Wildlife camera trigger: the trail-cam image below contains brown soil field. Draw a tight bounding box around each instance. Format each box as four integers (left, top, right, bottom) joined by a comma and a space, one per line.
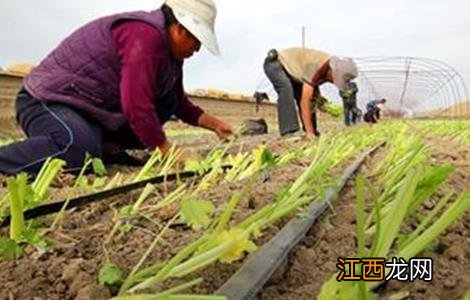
259, 135, 470, 300
0, 130, 467, 300
0, 73, 468, 300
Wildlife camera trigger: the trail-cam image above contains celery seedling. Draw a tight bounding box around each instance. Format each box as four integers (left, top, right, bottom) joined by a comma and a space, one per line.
7, 173, 29, 242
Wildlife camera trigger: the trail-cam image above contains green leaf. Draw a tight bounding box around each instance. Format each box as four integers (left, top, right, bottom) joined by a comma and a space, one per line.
0, 237, 22, 260
23, 185, 36, 209
132, 149, 162, 183
181, 199, 215, 230
372, 167, 421, 257
213, 185, 251, 232
399, 192, 470, 260
7, 174, 27, 242
463, 289, 470, 300
77, 176, 90, 189
356, 177, 366, 258
104, 172, 124, 190
140, 278, 204, 299
184, 160, 206, 174
119, 205, 134, 217
209, 229, 257, 264
99, 263, 123, 286
92, 177, 107, 190
118, 223, 133, 235
259, 148, 276, 167
322, 214, 334, 231
92, 158, 107, 176
31, 158, 65, 205
22, 228, 54, 250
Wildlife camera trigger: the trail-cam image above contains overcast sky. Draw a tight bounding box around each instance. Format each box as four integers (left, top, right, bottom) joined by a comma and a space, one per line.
1, 0, 469, 104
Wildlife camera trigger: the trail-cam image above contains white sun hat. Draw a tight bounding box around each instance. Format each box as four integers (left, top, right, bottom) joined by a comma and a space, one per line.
329, 56, 358, 91
165, 0, 220, 55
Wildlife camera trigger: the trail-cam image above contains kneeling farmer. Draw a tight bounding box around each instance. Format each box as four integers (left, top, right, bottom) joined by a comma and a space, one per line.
364, 98, 387, 123
0, 0, 232, 175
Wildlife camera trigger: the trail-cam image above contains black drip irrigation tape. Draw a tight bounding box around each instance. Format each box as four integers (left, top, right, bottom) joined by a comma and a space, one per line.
216, 142, 385, 300
0, 165, 233, 228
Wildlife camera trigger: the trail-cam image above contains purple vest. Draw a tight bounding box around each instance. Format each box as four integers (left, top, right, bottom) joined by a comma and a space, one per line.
24, 10, 181, 130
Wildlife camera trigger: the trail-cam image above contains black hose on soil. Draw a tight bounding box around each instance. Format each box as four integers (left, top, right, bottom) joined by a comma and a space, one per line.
0, 165, 233, 228
216, 142, 385, 300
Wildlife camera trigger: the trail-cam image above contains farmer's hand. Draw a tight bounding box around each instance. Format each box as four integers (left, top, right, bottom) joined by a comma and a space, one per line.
197, 113, 233, 141
214, 121, 233, 141
305, 132, 316, 141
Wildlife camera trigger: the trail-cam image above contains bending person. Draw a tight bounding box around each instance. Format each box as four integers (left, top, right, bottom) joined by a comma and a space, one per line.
364, 99, 387, 123
263, 47, 357, 140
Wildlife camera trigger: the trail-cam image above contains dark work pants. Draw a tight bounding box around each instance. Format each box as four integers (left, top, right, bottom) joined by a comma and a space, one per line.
0, 88, 178, 175
364, 109, 378, 123
375, 109, 381, 120
263, 55, 318, 136
342, 99, 358, 126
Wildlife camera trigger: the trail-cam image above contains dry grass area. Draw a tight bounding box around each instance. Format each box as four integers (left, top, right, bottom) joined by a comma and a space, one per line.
425, 100, 470, 118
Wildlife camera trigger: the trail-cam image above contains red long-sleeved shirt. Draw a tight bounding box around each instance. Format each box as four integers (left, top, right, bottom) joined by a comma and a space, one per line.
111, 21, 204, 147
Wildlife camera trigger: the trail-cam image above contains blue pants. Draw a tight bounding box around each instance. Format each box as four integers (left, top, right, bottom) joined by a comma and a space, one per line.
0, 88, 177, 175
